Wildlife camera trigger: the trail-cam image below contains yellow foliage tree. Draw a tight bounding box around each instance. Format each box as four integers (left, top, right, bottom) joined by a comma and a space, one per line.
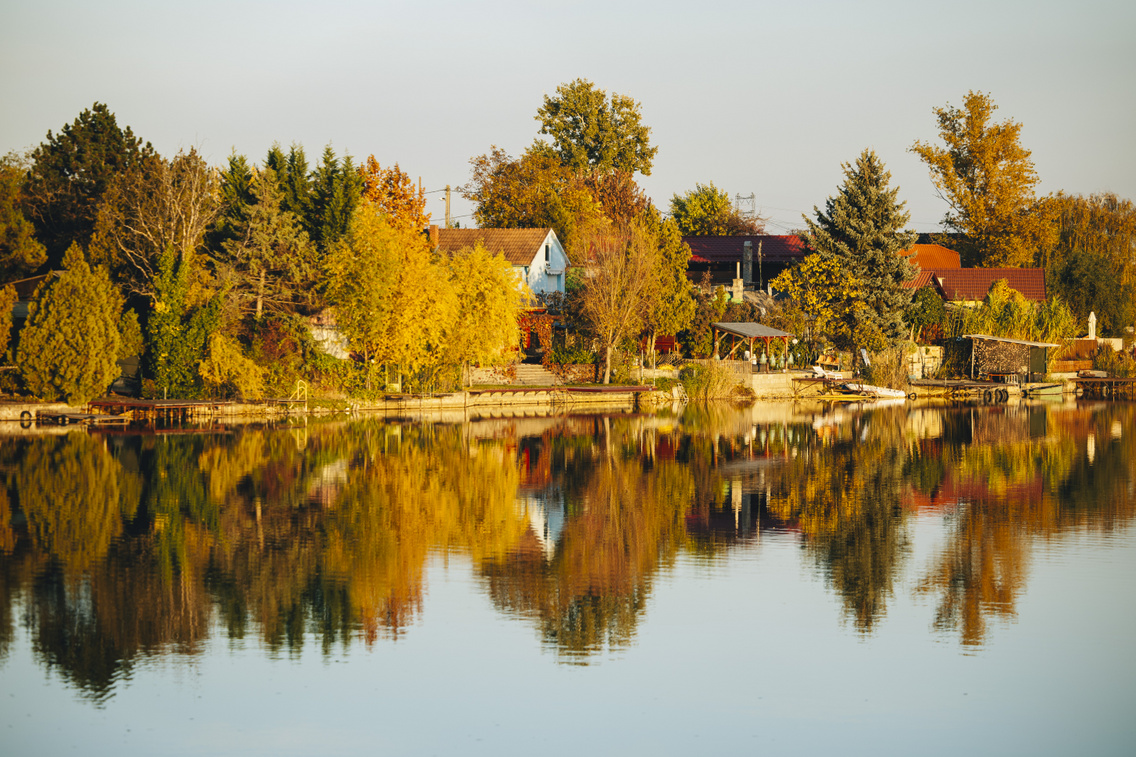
359, 157, 430, 230
325, 203, 453, 390
771, 254, 882, 353
911, 91, 1054, 267
444, 241, 528, 384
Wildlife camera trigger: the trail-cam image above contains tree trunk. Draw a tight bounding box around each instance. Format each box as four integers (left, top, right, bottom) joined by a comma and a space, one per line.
603, 342, 613, 384
256, 268, 265, 319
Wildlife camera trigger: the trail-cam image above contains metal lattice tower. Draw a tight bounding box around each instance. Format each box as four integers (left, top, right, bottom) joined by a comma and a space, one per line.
734, 192, 756, 219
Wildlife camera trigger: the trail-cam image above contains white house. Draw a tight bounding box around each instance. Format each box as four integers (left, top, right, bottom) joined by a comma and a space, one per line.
431, 227, 570, 295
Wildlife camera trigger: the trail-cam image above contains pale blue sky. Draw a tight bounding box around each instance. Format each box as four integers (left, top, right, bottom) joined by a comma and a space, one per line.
3, 0, 1133, 233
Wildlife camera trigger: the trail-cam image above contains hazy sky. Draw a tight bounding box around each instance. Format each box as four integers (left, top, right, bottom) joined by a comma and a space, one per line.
3, 0, 1133, 234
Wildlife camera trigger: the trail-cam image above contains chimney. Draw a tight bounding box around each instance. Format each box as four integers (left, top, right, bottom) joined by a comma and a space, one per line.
429, 224, 439, 249
743, 241, 753, 285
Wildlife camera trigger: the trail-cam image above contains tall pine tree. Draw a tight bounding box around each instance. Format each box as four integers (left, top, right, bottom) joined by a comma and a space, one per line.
801, 149, 916, 356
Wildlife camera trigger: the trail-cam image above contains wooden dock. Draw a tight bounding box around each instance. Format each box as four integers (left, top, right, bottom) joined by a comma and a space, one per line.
1073, 376, 1136, 399
87, 398, 231, 423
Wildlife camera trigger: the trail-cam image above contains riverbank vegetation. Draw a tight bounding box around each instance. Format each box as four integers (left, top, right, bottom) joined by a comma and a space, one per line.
1, 88, 1133, 402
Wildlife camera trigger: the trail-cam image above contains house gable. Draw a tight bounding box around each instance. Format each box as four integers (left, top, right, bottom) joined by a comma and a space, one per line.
433, 227, 570, 294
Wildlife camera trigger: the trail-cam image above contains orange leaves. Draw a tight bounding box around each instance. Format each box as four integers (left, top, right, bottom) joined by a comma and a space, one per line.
359, 156, 430, 230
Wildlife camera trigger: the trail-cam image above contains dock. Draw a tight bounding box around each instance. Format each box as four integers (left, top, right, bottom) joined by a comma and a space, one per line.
87, 398, 232, 423
1073, 376, 1136, 399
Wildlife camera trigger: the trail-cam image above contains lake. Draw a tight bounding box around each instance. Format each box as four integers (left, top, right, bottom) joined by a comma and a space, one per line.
1, 400, 1134, 756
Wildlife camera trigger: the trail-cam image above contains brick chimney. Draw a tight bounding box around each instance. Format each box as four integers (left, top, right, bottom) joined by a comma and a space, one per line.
428, 224, 439, 248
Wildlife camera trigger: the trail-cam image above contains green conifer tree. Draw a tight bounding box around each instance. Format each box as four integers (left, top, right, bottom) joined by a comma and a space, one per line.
802, 150, 917, 356
147, 245, 222, 397
311, 146, 363, 251
16, 244, 130, 404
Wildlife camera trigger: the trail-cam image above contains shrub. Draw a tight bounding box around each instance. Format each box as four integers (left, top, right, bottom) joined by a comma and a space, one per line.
16, 245, 130, 404
679, 361, 742, 399
199, 333, 265, 399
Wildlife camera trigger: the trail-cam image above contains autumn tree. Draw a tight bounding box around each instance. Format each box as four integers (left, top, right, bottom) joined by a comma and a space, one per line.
911, 91, 1052, 267
16, 244, 136, 403
444, 242, 528, 385
88, 148, 220, 299
460, 147, 604, 258
22, 103, 154, 266
360, 157, 430, 230
642, 213, 696, 363
324, 204, 451, 390
535, 78, 658, 177
1043, 192, 1136, 335
670, 182, 764, 236
0, 153, 47, 278
581, 218, 659, 383
0, 284, 16, 358
800, 149, 917, 356
770, 254, 864, 353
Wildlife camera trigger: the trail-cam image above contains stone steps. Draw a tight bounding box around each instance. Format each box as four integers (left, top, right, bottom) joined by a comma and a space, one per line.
512, 364, 562, 385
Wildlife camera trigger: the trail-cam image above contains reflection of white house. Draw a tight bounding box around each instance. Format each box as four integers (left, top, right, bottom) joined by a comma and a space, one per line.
516, 492, 566, 559
431, 227, 570, 295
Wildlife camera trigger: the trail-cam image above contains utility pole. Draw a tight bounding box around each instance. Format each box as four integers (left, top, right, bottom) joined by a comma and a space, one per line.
445, 185, 451, 228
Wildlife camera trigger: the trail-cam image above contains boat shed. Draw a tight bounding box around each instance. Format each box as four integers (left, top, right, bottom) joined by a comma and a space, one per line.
712, 322, 793, 363
964, 334, 1061, 383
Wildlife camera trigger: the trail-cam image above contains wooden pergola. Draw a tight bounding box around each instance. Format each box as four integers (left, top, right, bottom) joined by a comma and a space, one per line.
712, 322, 793, 363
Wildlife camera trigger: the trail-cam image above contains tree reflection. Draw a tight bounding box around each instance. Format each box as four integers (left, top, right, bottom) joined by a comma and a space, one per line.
0, 402, 1133, 695
763, 406, 911, 631
481, 419, 694, 660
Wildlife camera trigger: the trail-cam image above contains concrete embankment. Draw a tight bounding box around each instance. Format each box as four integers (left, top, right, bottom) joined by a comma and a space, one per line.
0, 386, 656, 426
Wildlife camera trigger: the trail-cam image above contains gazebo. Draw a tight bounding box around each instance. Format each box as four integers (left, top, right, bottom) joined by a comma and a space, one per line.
712, 322, 794, 370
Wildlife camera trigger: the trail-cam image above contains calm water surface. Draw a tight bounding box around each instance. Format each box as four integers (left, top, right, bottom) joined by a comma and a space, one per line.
1, 401, 1134, 755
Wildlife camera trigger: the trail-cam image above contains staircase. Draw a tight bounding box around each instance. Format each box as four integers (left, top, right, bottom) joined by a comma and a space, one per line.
512, 363, 562, 386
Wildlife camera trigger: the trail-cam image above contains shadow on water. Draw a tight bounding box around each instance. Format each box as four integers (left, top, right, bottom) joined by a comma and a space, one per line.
0, 400, 1134, 697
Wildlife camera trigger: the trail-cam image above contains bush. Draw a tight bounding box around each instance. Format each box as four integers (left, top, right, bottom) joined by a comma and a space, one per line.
548, 343, 596, 366
679, 361, 742, 399
16, 245, 129, 404
199, 333, 265, 399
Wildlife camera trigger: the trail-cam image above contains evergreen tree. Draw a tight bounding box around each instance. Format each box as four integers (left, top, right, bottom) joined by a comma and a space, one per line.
22, 103, 154, 266
147, 245, 222, 397
212, 153, 257, 251
220, 168, 315, 318
0, 153, 47, 278
311, 146, 362, 251
801, 149, 916, 356
16, 244, 131, 403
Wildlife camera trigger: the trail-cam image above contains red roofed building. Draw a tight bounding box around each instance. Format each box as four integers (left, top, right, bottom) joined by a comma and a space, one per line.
902, 243, 961, 270
930, 267, 1046, 304
683, 235, 808, 287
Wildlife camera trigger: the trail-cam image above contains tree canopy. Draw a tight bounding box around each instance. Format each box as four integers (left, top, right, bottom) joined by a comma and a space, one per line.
0, 153, 47, 278
669, 182, 763, 236
22, 103, 154, 267
535, 78, 658, 176
16, 244, 134, 404
911, 91, 1049, 267
795, 149, 916, 355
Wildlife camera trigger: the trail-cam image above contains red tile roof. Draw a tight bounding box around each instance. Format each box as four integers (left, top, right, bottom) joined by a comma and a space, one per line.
434, 228, 553, 266
929, 268, 1046, 302
683, 235, 808, 264
903, 270, 939, 290
902, 243, 960, 270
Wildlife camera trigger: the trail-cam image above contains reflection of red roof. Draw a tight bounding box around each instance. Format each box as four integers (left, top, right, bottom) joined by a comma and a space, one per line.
930, 268, 1046, 302
902, 244, 960, 270
683, 235, 808, 264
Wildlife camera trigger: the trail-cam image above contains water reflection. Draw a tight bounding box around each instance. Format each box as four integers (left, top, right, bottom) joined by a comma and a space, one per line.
1, 401, 1134, 697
